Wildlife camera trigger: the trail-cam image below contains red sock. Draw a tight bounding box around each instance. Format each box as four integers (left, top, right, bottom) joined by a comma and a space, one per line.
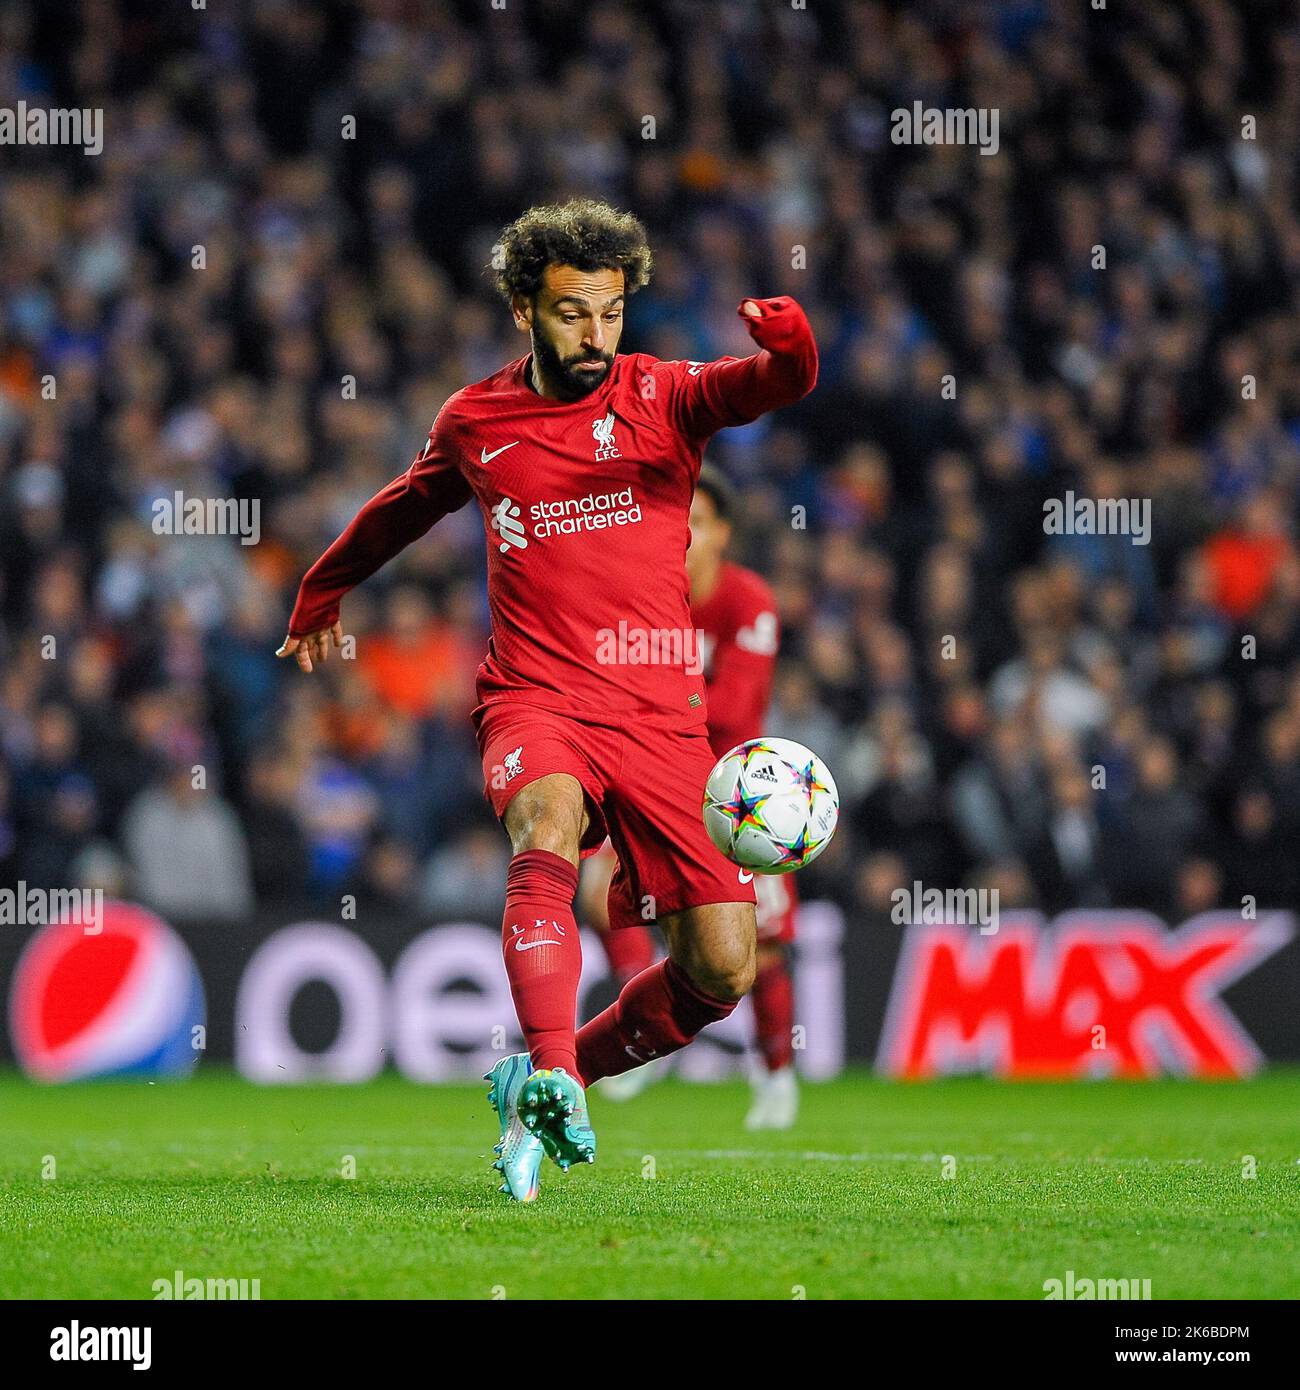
576, 958, 737, 1084
751, 955, 795, 1072
502, 849, 582, 1076
600, 925, 656, 987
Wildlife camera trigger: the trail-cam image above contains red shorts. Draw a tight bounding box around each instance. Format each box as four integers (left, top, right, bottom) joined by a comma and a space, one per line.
477, 704, 756, 923
596, 837, 797, 943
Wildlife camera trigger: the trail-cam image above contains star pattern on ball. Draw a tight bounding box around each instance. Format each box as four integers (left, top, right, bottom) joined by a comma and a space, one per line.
722, 784, 772, 835
798, 758, 832, 799
773, 822, 812, 868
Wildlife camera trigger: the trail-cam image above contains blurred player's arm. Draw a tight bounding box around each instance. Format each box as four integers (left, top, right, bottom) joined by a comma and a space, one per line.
668, 297, 818, 441
277, 411, 472, 672
706, 607, 779, 755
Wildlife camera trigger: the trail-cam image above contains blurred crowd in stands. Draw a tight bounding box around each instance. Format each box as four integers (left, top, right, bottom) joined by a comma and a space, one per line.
2, 0, 1300, 929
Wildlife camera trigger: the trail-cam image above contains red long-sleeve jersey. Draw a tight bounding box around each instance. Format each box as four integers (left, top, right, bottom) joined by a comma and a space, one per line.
289, 297, 816, 731
691, 561, 780, 758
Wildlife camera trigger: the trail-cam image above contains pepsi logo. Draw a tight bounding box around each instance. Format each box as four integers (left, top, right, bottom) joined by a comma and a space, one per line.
9, 901, 206, 1082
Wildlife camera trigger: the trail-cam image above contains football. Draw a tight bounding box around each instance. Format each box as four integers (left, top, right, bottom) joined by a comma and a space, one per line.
702, 737, 840, 874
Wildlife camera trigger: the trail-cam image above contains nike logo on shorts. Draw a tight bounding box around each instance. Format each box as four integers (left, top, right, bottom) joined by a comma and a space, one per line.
738, 869, 754, 884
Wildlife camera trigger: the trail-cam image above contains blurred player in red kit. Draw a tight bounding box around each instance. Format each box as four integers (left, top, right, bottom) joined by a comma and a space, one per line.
581, 464, 800, 1129
278, 200, 817, 1200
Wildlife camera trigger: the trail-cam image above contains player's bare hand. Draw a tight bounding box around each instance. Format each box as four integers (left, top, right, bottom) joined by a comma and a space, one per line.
276, 622, 343, 673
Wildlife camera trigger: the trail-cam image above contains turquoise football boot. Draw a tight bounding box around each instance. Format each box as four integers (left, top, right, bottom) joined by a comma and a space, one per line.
517, 1068, 596, 1172
484, 1053, 544, 1202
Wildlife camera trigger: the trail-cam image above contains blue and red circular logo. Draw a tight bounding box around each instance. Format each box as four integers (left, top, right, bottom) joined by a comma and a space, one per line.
9, 901, 206, 1081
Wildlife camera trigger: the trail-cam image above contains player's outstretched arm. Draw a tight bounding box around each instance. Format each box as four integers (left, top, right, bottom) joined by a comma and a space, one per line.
668, 296, 819, 440
277, 411, 472, 673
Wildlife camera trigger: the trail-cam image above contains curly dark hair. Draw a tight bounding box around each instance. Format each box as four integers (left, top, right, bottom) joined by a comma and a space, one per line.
490, 199, 653, 303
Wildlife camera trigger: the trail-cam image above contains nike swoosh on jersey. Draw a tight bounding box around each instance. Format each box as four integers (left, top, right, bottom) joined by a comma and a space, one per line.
481, 441, 520, 463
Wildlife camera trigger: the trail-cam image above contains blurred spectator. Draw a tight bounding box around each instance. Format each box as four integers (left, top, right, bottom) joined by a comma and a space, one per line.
1105, 736, 1205, 915
1022, 763, 1110, 914
242, 757, 310, 904
121, 764, 254, 922
421, 823, 511, 920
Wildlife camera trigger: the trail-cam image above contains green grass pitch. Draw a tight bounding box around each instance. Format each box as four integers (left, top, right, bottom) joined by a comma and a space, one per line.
1, 1068, 1297, 1300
